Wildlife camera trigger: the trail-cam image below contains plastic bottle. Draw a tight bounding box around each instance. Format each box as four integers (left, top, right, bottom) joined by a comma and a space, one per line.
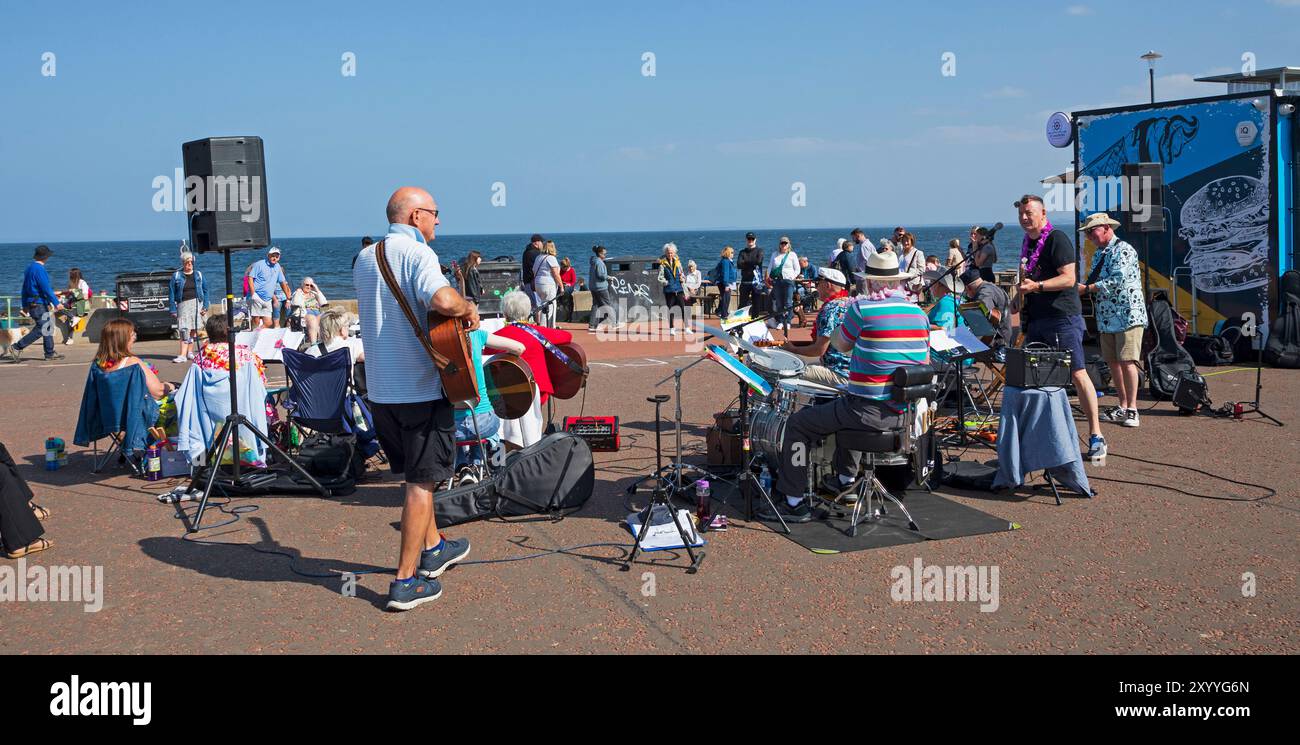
759, 464, 772, 494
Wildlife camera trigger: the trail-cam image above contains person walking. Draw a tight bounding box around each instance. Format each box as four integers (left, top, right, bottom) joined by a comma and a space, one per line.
7, 245, 65, 363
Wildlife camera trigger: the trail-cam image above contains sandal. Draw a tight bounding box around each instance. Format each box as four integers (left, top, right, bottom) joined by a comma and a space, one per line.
6, 537, 53, 559
29, 502, 50, 521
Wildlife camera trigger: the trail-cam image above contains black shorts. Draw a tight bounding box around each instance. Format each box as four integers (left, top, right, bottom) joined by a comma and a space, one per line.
369, 398, 455, 484
1024, 314, 1087, 372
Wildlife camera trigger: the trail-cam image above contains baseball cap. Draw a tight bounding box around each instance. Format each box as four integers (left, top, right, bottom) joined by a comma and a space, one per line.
959, 267, 982, 286
530, 234, 545, 243
268, 246, 281, 256
745, 232, 756, 240
33, 245, 53, 260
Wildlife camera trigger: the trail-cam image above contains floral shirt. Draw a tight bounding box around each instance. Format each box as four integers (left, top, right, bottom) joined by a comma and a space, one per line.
815, 296, 852, 377
197, 343, 267, 383
1089, 237, 1148, 334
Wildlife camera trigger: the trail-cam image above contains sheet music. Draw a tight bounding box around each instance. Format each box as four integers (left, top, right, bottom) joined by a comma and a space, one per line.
235, 328, 305, 361
928, 329, 960, 352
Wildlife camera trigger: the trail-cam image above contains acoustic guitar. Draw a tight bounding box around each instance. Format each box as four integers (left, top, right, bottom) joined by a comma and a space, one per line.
483, 353, 537, 419
375, 240, 480, 406
546, 341, 588, 400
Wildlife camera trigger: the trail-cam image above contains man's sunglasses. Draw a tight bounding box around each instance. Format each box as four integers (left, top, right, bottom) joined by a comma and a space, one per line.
415, 208, 440, 219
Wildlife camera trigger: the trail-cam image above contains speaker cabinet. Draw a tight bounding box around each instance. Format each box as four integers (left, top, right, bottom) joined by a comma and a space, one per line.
1122, 162, 1165, 233
181, 136, 270, 252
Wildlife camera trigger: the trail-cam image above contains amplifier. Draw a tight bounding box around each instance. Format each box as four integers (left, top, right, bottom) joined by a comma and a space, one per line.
563, 416, 620, 452
1004, 346, 1072, 388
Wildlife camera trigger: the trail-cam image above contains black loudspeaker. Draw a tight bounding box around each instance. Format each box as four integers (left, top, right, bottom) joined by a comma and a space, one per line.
181, 136, 270, 252
1003, 346, 1072, 388
1122, 162, 1165, 233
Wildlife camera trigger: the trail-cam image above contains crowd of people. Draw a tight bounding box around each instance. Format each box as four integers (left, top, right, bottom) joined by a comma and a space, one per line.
2, 189, 1156, 604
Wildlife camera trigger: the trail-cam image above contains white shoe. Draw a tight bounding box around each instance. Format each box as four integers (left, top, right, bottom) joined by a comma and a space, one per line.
668, 328, 679, 336
684, 328, 695, 336
171, 356, 186, 363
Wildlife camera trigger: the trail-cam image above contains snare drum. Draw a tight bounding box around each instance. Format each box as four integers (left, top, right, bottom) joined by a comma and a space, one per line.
748, 349, 805, 385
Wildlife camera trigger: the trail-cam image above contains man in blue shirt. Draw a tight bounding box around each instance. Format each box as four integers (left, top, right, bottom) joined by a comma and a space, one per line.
7, 245, 65, 362
354, 186, 479, 612
248, 247, 291, 328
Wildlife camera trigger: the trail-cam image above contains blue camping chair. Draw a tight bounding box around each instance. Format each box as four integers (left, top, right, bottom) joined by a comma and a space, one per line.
73, 363, 161, 474
281, 347, 350, 434
281, 347, 381, 458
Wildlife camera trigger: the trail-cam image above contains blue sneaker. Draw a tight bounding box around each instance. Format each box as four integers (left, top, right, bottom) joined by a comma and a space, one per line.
386, 576, 442, 611
1086, 434, 1108, 460
418, 536, 471, 579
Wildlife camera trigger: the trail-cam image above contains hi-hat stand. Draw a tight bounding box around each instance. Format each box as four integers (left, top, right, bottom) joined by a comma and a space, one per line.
182, 247, 328, 532
622, 395, 705, 573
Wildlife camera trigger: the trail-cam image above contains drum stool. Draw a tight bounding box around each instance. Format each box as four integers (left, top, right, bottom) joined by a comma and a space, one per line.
832, 428, 918, 537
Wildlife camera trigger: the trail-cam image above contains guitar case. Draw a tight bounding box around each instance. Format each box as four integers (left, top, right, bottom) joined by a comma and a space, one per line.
433, 432, 596, 526
1146, 291, 1198, 400
1265, 270, 1300, 369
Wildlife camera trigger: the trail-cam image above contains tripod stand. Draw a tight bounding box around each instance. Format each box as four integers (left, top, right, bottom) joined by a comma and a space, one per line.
1234, 330, 1284, 426
183, 247, 328, 532
623, 395, 705, 573
654, 357, 732, 500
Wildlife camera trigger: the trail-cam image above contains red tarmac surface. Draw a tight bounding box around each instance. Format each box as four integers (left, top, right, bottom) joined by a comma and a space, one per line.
0, 322, 1297, 654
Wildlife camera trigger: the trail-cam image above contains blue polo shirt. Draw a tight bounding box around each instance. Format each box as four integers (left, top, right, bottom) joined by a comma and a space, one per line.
249, 258, 286, 301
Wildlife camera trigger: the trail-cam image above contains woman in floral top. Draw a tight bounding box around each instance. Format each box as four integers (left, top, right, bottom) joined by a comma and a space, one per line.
1078, 213, 1148, 428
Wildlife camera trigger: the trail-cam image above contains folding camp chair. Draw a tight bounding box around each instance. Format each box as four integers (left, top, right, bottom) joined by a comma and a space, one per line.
281, 347, 351, 435
73, 363, 160, 475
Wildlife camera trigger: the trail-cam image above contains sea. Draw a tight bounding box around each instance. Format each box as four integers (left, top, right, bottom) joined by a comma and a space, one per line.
0, 225, 1023, 303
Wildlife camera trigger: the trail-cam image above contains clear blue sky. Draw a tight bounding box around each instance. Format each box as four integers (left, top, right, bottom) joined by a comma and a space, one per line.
1, 0, 1295, 242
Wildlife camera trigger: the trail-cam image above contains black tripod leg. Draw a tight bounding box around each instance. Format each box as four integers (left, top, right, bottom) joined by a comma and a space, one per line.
187, 417, 235, 532
622, 503, 657, 571
1045, 471, 1062, 506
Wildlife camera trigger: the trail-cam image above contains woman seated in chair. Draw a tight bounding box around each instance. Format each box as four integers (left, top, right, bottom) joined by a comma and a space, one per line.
306, 306, 364, 364
1, 440, 52, 559
488, 290, 572, 450
93, 318, 174, 399
176, 315, 270, 467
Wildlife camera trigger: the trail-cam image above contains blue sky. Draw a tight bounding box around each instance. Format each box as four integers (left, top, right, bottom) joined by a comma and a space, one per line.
0, 0, 1296, 242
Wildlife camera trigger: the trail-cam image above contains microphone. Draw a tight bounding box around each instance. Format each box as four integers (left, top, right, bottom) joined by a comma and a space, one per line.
983, 222, 1004, 241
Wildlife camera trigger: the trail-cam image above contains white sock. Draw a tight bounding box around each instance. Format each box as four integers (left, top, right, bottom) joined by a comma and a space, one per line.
839, 474, 855, 486
786, 495, 803, 508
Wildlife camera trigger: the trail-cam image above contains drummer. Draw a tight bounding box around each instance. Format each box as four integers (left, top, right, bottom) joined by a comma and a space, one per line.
758, 251, 931, 523
777, 267, 853, 388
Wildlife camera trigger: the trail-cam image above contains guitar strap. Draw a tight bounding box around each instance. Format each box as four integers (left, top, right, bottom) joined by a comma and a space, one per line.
374, 240, 458, 374
512, 322, 586, 375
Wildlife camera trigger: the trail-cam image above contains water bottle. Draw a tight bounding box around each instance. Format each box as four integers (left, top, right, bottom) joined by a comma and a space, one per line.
695, 479, 711, 519
351, 399, 367, 432
146, 445, 162, 482
759, 465, 772, 494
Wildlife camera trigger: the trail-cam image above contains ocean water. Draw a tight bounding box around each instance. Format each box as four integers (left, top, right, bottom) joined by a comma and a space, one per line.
0, 225, 1021, 303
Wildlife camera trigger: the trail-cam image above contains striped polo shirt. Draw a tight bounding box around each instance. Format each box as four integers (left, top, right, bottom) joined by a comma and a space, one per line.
353, 224, 450, 404
837, 290, 931, 402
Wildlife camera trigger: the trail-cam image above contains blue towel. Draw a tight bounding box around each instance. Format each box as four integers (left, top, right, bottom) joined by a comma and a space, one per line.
992, 385, 1092, 495
73, 364, 160, 456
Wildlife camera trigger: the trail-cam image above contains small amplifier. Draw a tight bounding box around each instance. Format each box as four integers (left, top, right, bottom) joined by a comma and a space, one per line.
1004, 346, 1072, 388
563, 416, 620, 452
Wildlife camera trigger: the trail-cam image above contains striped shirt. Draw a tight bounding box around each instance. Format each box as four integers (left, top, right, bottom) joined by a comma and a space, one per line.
353, 224, 450, 404
837, 290, 931, 402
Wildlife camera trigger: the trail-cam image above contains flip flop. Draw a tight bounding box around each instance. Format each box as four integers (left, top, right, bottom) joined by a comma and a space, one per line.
29, 503, 50, 521
6, 537, 53, 559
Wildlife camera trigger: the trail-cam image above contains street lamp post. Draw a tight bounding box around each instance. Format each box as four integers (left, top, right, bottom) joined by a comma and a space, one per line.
1141, 51, 1162, 103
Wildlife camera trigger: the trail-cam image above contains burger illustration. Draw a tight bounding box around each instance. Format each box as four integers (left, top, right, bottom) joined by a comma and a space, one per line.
1178, 175, 1270, 294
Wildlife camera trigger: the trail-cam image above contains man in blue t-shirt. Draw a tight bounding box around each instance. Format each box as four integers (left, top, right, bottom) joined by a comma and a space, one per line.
248, 247, 291, 329
7, 245, 65, 362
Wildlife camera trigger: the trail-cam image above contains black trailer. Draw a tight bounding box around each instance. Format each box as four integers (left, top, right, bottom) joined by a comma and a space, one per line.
114, 271, 177, 338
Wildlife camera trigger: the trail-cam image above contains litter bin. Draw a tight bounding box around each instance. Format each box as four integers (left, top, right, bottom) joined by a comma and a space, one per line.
115, 272, 176, 338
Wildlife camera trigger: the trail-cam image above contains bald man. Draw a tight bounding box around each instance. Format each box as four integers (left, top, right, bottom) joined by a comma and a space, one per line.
354, 187, 480, 611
